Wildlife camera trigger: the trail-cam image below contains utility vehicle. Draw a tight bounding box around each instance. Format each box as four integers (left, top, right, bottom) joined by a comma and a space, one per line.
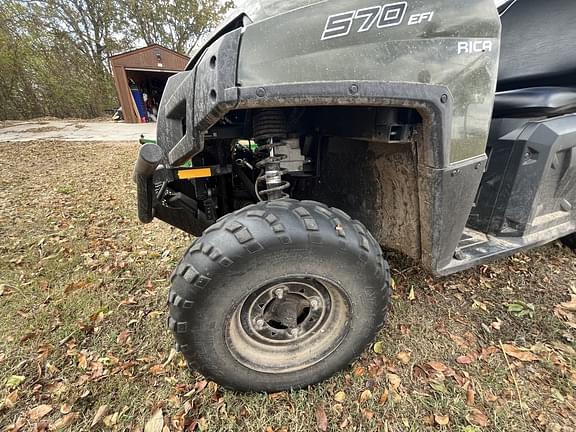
134, 0, 576, 391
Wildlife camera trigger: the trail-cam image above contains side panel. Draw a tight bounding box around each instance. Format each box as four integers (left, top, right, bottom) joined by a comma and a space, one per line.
469, 114, 576, 238
237, 0, 501, 164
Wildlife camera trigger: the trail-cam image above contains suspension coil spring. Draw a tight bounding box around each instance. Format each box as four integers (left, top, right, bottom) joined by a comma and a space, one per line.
252, 109, 291, 201
254, 140, 291, 201
253, 109, 287, 141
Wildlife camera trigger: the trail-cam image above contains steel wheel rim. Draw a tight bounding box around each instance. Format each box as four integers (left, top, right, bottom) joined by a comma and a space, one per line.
225, 276, 351, 373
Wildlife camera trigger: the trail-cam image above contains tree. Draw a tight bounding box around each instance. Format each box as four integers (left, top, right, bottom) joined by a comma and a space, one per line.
0, 0, 119, 119
122, 0, 234, 54
21, 0, 130, 73
0, 0, 232, 120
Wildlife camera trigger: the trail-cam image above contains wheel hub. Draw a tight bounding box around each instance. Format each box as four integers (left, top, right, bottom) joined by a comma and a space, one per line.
244, 281, 327, 342
263, 293, 309, 329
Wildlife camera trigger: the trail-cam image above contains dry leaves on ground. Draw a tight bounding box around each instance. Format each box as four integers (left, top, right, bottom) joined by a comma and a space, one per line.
501, 343, 539, 362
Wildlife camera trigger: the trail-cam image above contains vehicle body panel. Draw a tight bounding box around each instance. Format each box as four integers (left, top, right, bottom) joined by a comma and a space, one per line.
237, 0, 501, 164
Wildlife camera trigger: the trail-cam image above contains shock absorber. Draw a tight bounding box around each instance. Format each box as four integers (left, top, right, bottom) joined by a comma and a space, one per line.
253, 109, 291, 201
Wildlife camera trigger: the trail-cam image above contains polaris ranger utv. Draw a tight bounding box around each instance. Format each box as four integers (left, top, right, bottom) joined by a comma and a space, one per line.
134, 0, 576, 391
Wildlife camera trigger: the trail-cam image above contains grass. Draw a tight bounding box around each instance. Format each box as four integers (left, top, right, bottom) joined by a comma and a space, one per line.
0, 140, 574, 431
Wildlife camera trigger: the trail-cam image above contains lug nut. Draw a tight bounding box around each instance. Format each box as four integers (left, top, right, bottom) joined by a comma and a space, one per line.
256, 319, 265, 328
310, 298, 320, 309
274, 288, 284, 299
290, 328, 299, 337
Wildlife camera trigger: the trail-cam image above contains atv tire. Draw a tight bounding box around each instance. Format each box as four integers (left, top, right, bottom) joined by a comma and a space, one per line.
168, 199, 391, 392
561, 234, 576, 250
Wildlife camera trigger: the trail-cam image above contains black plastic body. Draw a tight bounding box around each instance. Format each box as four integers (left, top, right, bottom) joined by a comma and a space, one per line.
498, 0, 576, 91
469, 114, 576, 238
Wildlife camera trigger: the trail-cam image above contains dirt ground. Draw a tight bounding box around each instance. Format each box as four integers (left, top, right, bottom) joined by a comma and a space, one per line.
0, 140, 575, 432
0, 119, 155, 143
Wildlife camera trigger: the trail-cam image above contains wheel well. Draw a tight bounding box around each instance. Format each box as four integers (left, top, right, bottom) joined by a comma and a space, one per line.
201, 105, 424, 259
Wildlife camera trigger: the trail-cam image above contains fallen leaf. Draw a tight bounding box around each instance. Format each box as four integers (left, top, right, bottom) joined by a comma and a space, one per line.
315, 405, 328, 432
449, 334, 469, 349
467, 408, 489, 426
147, 310, 162, 320
5, 375, 25, 388
551, 388, 564, 402
103, 412, 119, 427
480, 346, 499, 361
20, 332, 37, 343
116, 330, 130, 345
0, 284, 14, 296
60, 403, 72, 415
484, 391, 498, 402
427, 361, 447, 372
430, 381, 447, 394
29, 404, 53, 421
332, 403, 343, 415
334, 391, 346, 402
91, 405, 108, 428
466, 387, 475, 406
397, 351, 411, 364
36, 419, 49, 432
472, 299, 489, 312
501, 344, 539, 362
5, 416, 25, 432
64, 281, 89, 294
507, 302, 534, 319
456, 355, 475, 365
359, 389, 372, 403
3, 390, 18, 409
53, 412, 78, 430
162, 348, 178, 368
379, 388, 389, 405
77, 353, 88, 369
434, 415, 449, 425
387, 373, 401, 390
373, 341, 384, 354
559, 295, 576, 311
268, 392, 287, 400
408, 286, 416, 301
194, 380, 208, 392
197, 417, 208, 431
555, 295, 576, 329
144, 408, 164, 432
399, 324, 411, 336
362, 408, 374, 420
149, 364, 165, 375
422, 415, 435, 426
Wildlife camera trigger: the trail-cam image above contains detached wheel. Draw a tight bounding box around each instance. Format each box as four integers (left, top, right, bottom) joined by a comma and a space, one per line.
168, 199, 391, 392
561, 234, 576, 250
